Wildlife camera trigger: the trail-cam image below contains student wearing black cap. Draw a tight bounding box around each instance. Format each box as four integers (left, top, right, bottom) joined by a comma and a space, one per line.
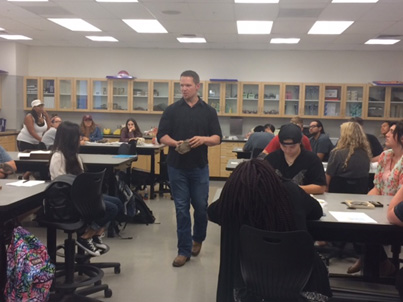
265, 123, 326, 195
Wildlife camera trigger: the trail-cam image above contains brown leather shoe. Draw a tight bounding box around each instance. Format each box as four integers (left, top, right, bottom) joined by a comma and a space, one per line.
172, 255, 190, 267
191, 241, 202, 257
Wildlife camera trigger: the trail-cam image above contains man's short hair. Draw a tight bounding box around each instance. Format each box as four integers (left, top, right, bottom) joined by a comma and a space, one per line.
350, 117, 364, 126
290, 116, 303, 128
180, 70, 200, 84
264, 123, 275, 133
253, 125, 265, 132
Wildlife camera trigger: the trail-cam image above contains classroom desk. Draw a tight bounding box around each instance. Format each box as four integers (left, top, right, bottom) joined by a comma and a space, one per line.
9, 152, 137, 195
308, 192, 401, 283
79, 142, 165, 199
226, 158, 378, 173
232, 147, 251, 159
0, 179, 48, 302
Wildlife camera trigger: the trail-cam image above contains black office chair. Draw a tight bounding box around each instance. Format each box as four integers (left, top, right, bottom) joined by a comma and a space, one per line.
38, 170, 114, 299
239, 225, 315, 302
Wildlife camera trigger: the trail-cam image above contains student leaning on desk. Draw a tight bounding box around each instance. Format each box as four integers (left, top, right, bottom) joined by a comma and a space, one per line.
119, 118, 143, 142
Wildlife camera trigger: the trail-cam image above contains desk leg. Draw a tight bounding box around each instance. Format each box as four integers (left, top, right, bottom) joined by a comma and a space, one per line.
149, 152, 156, 199
363, 244, 381, 282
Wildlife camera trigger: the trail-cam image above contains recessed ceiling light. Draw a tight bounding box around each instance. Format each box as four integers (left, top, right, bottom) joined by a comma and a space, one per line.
177, 37, 206, 43
48, 18, 101, 32
237, 21, 273, 34
0, 28, 5, 31
123, 19, 167, 33
0, 35, 32, 40
308, 21, 353, 35
270, 38, 300, 44
332, 0, 378, 3
365, 39, 399, 45
96, 0, 138, 2
86, 36, 118, 42
8, 0, 48, 2
235, 0, 279, 3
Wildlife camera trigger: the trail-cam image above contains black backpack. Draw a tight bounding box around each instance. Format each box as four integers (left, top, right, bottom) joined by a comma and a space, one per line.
43, 174, 79, 221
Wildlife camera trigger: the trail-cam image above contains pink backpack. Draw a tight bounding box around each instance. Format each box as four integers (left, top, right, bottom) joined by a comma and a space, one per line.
4, 226, 55, 302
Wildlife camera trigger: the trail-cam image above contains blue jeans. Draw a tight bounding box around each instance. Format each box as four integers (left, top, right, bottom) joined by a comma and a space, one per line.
168, 165, 209, 257
90, 194, 120, 231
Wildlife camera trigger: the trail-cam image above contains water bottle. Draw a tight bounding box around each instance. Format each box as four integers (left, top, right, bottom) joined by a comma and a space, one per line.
144, 187, 149, 200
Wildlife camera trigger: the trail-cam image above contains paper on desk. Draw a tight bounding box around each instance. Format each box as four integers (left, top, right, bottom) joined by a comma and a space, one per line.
329, 211, 377, 224
30, 150, 51, 154
6, 180, 46, 187
18, 153, 31, 158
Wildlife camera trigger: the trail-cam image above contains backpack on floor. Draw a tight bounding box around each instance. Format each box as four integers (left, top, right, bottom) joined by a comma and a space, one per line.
116, 171, 137, 220
4, 226, 55, 302
130, 191, 156, 225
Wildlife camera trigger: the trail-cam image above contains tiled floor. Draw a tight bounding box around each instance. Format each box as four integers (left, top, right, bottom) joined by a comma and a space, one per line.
23, 180, 400, 302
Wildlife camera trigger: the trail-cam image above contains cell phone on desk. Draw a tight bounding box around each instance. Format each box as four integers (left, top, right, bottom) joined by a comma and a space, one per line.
343, 200, 375, 209
368, 201, 383, 207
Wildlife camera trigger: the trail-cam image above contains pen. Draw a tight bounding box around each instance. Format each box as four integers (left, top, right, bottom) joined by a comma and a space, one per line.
22, 180, 29, 183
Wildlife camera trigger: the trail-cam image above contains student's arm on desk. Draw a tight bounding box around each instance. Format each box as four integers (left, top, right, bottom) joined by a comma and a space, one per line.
300, 184, 326, 195
387, 186, 403, 227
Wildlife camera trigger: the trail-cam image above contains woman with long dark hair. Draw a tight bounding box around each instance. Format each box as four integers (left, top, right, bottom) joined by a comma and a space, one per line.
208, 159, 331, 302
120, 118, 142, 142
50, 121, 121, 257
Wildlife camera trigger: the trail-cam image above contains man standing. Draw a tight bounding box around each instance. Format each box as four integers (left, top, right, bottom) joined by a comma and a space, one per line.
157, 70, 222, 267
308, 120, 334, 162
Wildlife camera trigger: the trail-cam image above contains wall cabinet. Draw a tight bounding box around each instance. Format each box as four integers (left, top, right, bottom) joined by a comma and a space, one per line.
23, 77, 401, 121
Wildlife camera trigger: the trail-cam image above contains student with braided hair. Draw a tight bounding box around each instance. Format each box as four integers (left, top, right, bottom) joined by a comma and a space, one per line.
208, 159, 331, 302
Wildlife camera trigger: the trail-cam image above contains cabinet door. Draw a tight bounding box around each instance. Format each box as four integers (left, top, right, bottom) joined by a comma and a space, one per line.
208, 145, 221, 177
283, 84, 301, 116
322, 85, 342, 118
345, 85, 364, 118
301, 84, 321, 117
224, 82, 239, 115
91, 79, 109, 111
111, 79, 129, 111
133, 80, 150, 112
57, 78, 74, 110
172, 81, 204, 103
241, 83, 259, 116
42, 78, 56, 110
75, 79, 89, 111
389, 87, 403, 118
24, 77, 40, 109
206, 82, 222, 114
151, 81, 170, 112
367, 86, 386, 119
262, 83, 281, 116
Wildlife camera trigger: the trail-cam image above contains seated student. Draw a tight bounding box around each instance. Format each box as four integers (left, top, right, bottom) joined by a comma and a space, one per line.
208, 159, 331, 302
243, 124, 275, 155
0, 145, 17, 178
79, 114, 103, 144
326, 122, 371, 193
120, 118, 143, 142
265, 123, 326, 195
309, 119, 334, 162
41, 115, 62, 149
262, 116, 312, 155
50, 121, 122, 256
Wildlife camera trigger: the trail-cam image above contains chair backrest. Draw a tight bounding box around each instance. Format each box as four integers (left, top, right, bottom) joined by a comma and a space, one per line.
328, 176, 369, 194
118, 140, 137, 156
239, 225, 315, 301
251, 147, 264, 159
70, 170, 106, 223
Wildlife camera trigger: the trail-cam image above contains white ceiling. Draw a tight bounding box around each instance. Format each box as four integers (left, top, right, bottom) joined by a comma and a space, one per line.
0, 0, 403, 51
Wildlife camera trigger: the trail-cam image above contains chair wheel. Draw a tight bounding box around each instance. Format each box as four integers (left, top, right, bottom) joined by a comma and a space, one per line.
114, 266, 121, 274
104, 288, 112, 298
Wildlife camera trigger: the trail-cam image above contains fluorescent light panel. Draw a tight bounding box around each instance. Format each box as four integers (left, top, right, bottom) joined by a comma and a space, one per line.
123, 19, 167, 33
237, 21, 273, 34
96, 0, 138, 2
48, 18, 101, 32
365, 39, 399, 45
0, 28, 5, 31
271, 38, 300, 44
332, 0, 378, 3
8, 0, 48, 2
235, 0, 279, 3
0, 35, 32, 40
308, 21, 353, 35
177, 37, 206, 43
86, 36, 118, 42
